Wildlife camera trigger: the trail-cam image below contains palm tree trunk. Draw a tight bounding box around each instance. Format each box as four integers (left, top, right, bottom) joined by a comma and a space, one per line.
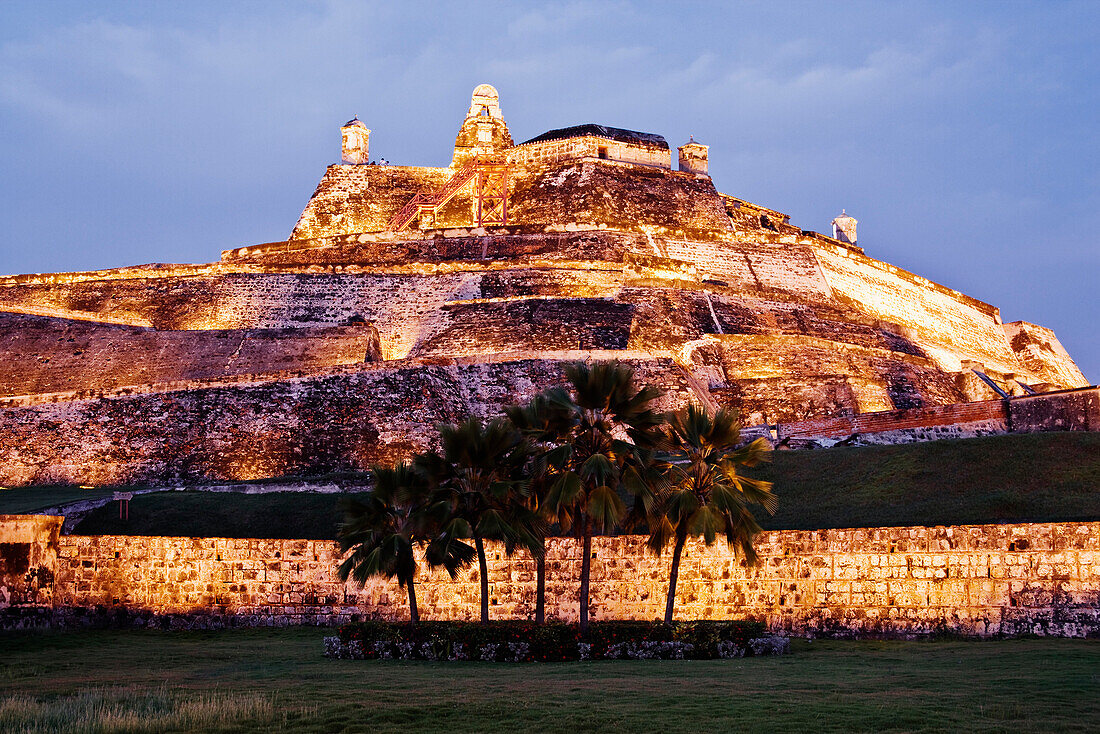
475, 535, 490, 624
535, 552, 546, 624
407, 578, 419, 625
664, 531, 688, 625
579, 523, 592, 633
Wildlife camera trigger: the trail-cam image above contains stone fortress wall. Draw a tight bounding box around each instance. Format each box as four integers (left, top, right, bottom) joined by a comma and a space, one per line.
3, 515, 1099, 637
506, 133, 672, 170
0, 312, 380, 397
0, 82, 1090, 486
0, 355, 701, 486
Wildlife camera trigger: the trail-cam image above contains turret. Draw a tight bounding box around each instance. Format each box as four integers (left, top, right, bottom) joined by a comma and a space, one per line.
832, 209, 857, 245
452, 84, 513, 167
341, 117, 370, 165
677, 138, 709, 175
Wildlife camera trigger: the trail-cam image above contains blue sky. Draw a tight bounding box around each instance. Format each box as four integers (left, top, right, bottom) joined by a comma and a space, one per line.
0, 1, 1096, 380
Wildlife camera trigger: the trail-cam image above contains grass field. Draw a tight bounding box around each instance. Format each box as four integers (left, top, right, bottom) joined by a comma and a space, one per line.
73, 490, 371, 539
755, 431, 1100, 530
0, 629, 1098, 733
0, 485, 119, 514
59, 432, 1100, 538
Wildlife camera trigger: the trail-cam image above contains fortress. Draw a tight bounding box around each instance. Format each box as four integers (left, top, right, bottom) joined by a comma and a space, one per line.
0, 84, 1097, 636
0, 83, 1092, 487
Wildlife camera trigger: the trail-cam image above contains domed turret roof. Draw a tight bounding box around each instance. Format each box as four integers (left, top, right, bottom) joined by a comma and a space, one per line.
471, 84, 499, 101
342, 117, 368, 129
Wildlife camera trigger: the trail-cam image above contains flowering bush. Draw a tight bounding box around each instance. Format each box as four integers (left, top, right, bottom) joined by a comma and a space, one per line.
749, 636, 791, 656
326, 620, 784, 662
716, 641, 746, 659
605, 641, 695, 660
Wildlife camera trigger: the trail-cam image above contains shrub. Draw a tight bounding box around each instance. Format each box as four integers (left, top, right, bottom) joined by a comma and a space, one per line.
329, 620, 780, 662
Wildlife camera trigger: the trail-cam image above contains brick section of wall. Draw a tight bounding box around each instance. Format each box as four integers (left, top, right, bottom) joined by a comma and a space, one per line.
779, 400, 1007, 440
0, 313, 380, 397
5, 516, 1098, 637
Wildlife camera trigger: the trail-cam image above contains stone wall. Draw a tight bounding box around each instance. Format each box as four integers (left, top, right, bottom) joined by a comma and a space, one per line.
508, 161, 732, 239
4, 515, 1099, 637
291, 165, 449, 240
0, 355, 700, 486
508, 135, 672, 169
1002, 321, 1090, 388
769, 388, 1099, 446
0, 515, 60, 609
685, 334, 965, 423
0, 313, 379, 397
811, 242, 1022, 374
1008, 388, 1099, 433
777, 399, 1008, 442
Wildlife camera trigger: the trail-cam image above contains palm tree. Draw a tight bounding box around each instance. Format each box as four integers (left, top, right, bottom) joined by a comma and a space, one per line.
649, 404, 776, 624
336, 463, 472, 624
541, 361, 665, 632
416, 417, 541, 623
504, 391, 573, 624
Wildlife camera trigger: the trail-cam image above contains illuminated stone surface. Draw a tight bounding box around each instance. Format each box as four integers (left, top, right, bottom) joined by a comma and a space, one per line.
0, 82, 1090, 485
3, 515, 1099, 637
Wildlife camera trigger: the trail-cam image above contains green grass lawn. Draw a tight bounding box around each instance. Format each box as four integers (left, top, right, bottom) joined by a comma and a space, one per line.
64, 432, 1100, 539
0, 485, 119, 514
0, 629, 1098, 733
755, 431, 1100, 530
73, 491, 371, 539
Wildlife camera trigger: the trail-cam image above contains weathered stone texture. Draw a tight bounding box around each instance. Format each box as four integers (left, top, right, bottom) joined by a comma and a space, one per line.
811, 242, 1022, 373
291, 165, 449, 240
0, 313, 379, 397
1008, 388, 1099, 432
0, 86, 1090, 486
0, 356, 699, 486
1002, 321, 1090, 389
508, 162, 732, 239
0, 515, 61, 608
5, 515, 1099, 637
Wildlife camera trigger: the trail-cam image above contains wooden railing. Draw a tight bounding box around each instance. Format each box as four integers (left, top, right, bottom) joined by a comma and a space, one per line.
389, 159, 481, 231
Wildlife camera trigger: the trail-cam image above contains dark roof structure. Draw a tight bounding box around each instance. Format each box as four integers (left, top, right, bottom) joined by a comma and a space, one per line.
520, 124, 669, 149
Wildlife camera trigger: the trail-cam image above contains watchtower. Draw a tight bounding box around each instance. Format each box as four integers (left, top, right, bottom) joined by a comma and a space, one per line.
452, 84, 513, 166
341, 117, 371, 165
678, 139, 709, 175
832, 210, 857, 245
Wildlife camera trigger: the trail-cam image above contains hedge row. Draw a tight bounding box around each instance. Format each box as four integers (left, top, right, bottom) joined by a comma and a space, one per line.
329, 620, 780, 662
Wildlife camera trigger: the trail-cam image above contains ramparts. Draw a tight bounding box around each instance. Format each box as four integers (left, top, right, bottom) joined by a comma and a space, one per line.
0, 355, 700, 486
0, 85, 1090, 487
3, 515, 1098, 638
0, 313, 380, 397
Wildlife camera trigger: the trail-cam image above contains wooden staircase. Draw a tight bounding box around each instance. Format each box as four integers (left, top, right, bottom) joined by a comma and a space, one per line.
390, 156, 510, 231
